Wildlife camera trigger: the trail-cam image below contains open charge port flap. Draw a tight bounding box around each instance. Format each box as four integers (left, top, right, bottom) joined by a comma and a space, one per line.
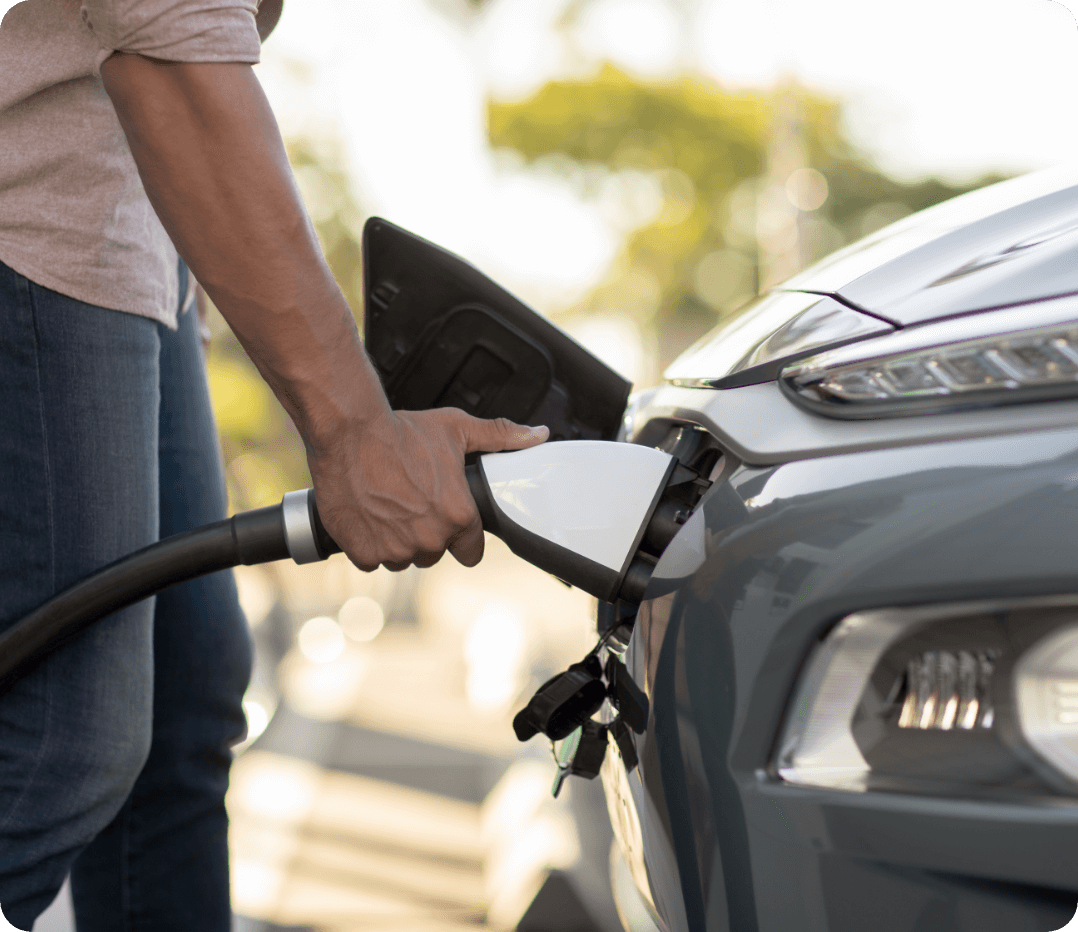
362, 218, 631, 442
392, 305, 553, 423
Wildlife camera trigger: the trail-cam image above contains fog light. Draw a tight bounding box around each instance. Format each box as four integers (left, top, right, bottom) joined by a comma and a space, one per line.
897, 649, 996, 731
1014, 625, 1078, 784
775, 597, 1078, 795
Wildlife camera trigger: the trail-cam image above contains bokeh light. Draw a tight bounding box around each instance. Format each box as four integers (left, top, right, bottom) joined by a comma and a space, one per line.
786, 167, 829, 212
297, 615, 345, 664
232, 566, 275, 629
240, 688, 275, 747
564, 313, 649, 385
464, 603, 527, 711
338, 595, 386, 642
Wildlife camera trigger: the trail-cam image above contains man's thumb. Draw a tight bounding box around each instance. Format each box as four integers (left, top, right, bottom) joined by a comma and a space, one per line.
462, 416, 549, 454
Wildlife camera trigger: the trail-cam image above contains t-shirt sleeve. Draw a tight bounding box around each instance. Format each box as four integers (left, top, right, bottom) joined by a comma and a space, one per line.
80, 0, 261, 74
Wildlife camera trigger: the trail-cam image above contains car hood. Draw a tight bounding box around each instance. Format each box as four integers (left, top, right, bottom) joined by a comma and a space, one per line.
781, 164, 1078, 325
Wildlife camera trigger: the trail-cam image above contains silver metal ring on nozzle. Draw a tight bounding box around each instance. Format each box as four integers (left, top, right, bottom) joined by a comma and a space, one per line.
281, 489, 321, 565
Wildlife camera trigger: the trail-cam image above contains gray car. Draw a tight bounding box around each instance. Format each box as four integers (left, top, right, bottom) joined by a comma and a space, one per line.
363, 164, 1078, 932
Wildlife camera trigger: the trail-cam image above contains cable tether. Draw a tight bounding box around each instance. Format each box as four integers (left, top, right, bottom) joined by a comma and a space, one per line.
0, 503, 291, 696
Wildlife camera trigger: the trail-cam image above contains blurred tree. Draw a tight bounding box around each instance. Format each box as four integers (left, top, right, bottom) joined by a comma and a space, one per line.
488, 65, 1009, 363
204, 134, 368, 512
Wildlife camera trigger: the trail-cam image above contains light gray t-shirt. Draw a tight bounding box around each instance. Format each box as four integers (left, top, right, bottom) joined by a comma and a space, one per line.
0, 0, 261, 327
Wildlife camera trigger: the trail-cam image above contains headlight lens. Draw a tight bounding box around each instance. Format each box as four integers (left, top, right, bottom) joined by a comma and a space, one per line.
775, 596, 1078, 796
782, 295, 1078, 418
1014, 625, 1078, 786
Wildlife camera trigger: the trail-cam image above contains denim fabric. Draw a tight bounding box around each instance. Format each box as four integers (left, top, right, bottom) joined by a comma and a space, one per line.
0, 260, 251, 931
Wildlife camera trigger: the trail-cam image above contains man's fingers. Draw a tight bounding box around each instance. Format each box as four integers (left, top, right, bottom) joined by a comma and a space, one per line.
410, 549, 446, 569
447, 517, 485, 568
460, 416, 549, 455
314, 408, 523, 576
366, 547, 445, 572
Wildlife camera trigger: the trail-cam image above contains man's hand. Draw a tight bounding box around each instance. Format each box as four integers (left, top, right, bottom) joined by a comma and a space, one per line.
312, 411, 547, 571
99, 54, 547, 571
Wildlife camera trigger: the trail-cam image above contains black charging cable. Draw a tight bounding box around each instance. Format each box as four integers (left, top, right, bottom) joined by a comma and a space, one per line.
0, 463, 484, 697
0, 494, 340, 697
0, 451, 696, 698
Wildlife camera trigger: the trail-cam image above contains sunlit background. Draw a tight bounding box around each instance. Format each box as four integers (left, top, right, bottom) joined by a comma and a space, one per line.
21, 0, 1078, 930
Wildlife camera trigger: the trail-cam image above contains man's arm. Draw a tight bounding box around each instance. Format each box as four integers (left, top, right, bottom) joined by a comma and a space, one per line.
99, 55, 547, 570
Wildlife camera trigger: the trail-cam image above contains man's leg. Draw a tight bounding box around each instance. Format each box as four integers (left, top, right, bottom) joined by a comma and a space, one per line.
70, 278, 252, 931
0, 262, 160, 931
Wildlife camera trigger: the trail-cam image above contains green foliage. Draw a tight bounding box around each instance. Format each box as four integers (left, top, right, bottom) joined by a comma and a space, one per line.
488, 65, 1009, 357
490, 65, 770, 182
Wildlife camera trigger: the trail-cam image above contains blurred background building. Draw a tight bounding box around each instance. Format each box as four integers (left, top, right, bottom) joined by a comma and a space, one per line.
21, 0, 1078, 929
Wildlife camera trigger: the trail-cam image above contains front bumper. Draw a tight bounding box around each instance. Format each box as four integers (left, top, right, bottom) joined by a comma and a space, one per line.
607, 417, 1078, 932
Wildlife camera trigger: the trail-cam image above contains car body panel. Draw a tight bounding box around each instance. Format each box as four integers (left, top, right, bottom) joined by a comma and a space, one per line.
781, 165, 1078, 324
606, 424, 1078, 931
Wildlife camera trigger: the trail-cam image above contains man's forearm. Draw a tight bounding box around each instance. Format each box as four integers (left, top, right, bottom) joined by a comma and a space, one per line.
99, 55, 389, 454
100, 52, 549, 572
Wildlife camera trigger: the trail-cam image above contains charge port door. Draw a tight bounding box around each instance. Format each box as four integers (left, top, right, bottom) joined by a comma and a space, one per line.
362, 218, 632, 441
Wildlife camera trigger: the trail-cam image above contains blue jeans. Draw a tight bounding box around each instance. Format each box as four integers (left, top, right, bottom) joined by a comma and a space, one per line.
0, 260, 251, 930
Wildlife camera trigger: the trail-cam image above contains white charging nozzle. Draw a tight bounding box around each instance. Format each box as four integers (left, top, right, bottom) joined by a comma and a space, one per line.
292, 440, 708, 604
467, 441, 687, 603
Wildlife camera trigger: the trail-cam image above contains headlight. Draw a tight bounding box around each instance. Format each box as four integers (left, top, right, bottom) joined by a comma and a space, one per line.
782, 295, 1078, 419
664, 290, 892, 389
775, 595, 1078, 796
1014, 625, 1078, 789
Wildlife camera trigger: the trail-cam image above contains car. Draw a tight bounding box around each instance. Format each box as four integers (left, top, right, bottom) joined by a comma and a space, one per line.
362, 163, 1078, 932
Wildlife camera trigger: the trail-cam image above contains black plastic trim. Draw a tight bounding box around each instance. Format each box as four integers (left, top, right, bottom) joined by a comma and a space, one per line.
615, 455, 677, 589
